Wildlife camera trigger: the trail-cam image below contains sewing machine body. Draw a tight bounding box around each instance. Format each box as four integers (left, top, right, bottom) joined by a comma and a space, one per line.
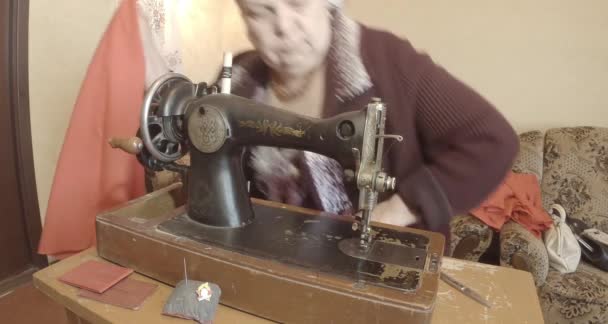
183, 93, 365, 229
98, 69, 446, 323
96, 183, 444, 323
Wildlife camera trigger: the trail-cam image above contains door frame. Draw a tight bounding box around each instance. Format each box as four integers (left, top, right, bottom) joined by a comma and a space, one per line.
1, 0, 47, 274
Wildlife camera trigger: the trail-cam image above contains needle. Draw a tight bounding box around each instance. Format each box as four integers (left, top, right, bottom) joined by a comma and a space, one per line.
184, 258, 188, 285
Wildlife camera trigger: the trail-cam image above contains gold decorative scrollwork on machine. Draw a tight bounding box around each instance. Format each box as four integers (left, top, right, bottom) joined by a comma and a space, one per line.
239, 120, 307, 138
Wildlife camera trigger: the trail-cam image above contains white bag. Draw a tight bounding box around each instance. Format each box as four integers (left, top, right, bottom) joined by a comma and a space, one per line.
543, 204, 581, 273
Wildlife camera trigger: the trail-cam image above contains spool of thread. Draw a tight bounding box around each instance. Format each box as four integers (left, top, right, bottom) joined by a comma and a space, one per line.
220, 52, 233, 94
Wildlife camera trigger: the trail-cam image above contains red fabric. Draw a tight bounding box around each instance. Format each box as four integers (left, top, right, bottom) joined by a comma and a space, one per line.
78, 277, 158, 310
38, 0, 146, 258
469, 171, 553, 238
58, 260, 133, 293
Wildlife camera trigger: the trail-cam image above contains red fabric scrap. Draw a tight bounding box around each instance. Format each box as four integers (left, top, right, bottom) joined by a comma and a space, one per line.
469, 171, 553, 238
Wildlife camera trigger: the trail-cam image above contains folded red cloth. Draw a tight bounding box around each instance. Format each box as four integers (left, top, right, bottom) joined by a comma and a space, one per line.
470, 171, 553, 238
78, 277, 157, 310
59, 260, 133, 294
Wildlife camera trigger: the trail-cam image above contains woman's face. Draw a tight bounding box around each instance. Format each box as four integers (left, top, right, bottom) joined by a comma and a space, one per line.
237, 0, 332, 78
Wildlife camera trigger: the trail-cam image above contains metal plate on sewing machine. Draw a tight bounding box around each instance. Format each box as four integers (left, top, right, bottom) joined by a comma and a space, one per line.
157, 203, 430, 292
338, 238, 427, 269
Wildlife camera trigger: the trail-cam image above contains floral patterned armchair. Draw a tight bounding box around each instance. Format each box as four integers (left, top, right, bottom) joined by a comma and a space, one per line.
450, 126, 608, 323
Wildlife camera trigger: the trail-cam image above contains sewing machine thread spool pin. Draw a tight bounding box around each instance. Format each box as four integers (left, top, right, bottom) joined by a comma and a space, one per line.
220, 52, 233, 94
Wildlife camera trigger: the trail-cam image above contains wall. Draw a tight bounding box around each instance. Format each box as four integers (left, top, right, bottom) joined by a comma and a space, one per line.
29, 0, 120, 225
175, 1, 251, 82
343, 0, 608, 132
30, 0, 608, 223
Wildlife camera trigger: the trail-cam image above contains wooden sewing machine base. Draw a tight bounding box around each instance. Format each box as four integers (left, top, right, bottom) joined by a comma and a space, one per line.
96, 183, 445, 323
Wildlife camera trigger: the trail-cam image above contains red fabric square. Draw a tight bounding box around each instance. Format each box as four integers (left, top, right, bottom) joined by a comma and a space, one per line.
59, 260, 133, 293
78, 277, 157, 310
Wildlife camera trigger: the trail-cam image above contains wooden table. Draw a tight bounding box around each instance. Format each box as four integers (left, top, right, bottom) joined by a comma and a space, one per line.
33, 248, 544, 324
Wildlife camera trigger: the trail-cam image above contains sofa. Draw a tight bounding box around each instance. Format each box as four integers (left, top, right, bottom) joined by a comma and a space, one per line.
450, 126, 608, 323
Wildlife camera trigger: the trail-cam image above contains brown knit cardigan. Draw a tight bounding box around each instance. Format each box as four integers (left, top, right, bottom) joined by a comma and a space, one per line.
219, 11, 519, 233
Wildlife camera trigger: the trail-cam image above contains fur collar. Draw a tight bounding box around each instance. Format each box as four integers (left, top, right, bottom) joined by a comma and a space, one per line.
230, 11, 372, 104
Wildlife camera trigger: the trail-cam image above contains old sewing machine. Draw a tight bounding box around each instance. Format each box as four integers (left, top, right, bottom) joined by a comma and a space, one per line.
98, 56, 445, 323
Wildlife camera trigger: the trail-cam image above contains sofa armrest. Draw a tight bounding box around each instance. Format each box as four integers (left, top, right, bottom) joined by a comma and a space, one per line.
449, 214, 494, 261
500, 221, 549, 286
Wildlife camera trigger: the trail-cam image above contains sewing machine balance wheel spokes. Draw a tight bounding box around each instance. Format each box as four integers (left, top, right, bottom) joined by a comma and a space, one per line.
140, 73, 193, 163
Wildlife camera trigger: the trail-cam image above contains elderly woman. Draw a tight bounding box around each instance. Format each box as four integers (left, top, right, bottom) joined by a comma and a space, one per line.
225, 0, 519, 236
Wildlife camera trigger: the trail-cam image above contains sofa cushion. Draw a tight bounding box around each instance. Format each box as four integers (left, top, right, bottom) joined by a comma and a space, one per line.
539, 262, 608, 324
540, 127, 608, 232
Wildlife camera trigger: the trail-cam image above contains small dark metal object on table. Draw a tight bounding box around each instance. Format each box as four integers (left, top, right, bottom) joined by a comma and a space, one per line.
440, 271, 492, 308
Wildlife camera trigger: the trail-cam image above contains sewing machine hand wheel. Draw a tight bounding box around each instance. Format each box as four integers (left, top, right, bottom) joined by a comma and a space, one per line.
140, 73, 194, 163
